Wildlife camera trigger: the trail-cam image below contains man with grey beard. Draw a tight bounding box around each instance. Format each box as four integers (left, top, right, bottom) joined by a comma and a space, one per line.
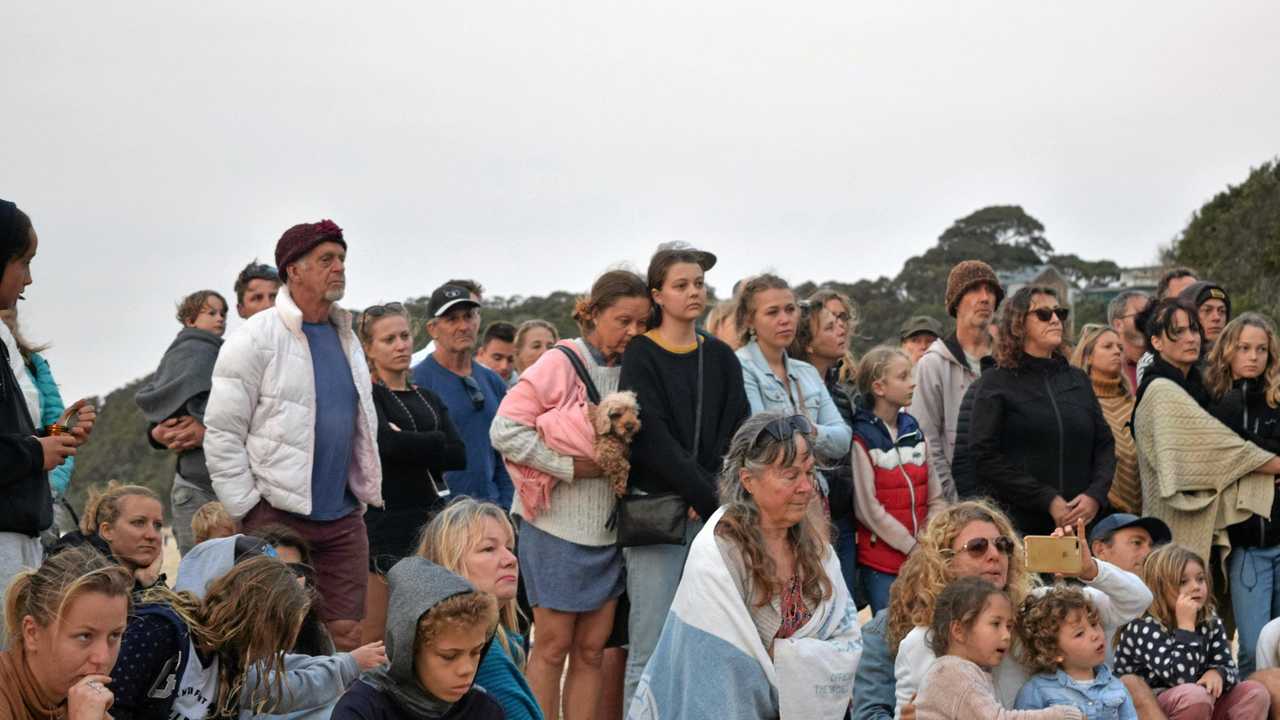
205, 219, 383, 651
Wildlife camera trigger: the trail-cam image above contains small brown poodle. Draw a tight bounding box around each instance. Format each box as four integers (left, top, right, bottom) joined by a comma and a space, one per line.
589, 391, 641, 496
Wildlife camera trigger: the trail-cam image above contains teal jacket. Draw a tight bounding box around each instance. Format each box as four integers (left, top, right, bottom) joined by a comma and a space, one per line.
475, 630, 543, 720
27, 352, 74, 495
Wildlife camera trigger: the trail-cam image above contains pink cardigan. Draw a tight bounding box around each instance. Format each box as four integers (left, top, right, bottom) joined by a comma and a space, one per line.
496, 342, 596, 518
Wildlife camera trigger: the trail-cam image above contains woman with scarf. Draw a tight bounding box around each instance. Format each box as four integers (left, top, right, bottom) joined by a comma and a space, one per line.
0, 545, 133, 720
0, 199, 94, 641
333, 557, 505, 720
135, 289, 228, 554
1132, 297, 1280, 563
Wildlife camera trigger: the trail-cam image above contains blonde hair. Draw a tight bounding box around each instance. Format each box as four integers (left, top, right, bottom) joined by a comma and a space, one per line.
5, 545, 134, 648
138, 556, 311, 717
191, 501, 235, 545
887, 499, 1035, 651
855, 346, 912, 407
1205, 312, 1280, 408
81, 481, 161, 536
416, 498, 525, 667
734, 274, 792, 347
1141, 544, 1213, 631
515, 319, 561, 349
705, 300, 737, 337
1071, 324, 1131, 395
417, 591, 500, 650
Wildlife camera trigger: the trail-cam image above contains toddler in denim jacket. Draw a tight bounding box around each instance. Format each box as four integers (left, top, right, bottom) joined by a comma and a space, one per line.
1014, 587, 1137, 720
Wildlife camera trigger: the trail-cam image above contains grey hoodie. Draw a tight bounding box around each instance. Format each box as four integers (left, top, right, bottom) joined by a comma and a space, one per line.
364, 556, 478, 717
173, 534, 361, 720
909, 335, 985, 502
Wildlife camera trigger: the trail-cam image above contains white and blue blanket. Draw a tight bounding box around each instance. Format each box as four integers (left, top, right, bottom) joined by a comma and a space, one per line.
628, 507, 863, 719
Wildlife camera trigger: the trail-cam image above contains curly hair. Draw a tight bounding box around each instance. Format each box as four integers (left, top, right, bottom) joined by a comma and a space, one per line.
734, 273, 792, 347
715, 411, 832, 610
887, 499, 1036, 652
926, 576, 1007, 657
1204, 312, 1280, 409
994, 285, 1067, 369
417, 591, 500, 651
1142, 544, 1213, 631
1015, 586, 1102, 674
175, 289, 228, 326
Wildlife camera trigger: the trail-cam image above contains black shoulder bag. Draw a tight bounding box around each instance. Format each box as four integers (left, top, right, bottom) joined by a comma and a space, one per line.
608, 335, 703, 547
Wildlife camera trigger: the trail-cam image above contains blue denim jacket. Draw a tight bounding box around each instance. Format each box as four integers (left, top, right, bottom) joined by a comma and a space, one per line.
850, 609, 895, 720
736, 341, 852, 463
1014, 666, 1137, 720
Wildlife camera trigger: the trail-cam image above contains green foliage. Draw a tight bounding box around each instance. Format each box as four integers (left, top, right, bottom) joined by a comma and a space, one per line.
1172, 159, 1280, 322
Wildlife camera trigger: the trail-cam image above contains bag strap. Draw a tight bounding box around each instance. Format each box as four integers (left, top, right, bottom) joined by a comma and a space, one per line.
554, 344, 601, 404
693, 332, 704, 456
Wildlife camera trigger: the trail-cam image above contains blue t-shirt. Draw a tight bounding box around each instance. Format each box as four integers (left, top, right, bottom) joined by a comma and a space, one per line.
302, 322, 359, 521
411, 355, 513, 507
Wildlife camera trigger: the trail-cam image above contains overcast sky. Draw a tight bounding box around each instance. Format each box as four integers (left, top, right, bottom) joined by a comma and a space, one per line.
5, 1, 1278, 405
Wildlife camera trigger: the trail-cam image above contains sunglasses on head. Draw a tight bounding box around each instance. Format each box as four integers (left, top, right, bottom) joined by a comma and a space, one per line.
755, 414, 816, 446
955, 535, 1016, 557
360, 302, 406, 334
1030, 307, 1070, 323
461, 375, 486, 410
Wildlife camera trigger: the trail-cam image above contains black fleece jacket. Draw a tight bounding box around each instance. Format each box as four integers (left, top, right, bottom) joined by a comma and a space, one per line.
0, 340, 50, 536
970, 354, 1115, 535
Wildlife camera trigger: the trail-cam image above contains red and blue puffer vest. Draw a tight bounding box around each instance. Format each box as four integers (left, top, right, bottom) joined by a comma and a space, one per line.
851, 406, 930, 574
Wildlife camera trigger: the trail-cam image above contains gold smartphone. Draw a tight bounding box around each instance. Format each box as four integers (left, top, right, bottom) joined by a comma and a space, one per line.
1024, 535, 1082, 575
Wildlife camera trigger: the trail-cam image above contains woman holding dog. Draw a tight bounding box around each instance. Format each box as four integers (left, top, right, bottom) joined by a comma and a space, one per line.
357, 301, 467, 643
491, 269, 652, 720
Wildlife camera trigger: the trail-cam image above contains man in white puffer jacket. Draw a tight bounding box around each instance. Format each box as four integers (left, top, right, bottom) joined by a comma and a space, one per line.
205, 219, 382, 651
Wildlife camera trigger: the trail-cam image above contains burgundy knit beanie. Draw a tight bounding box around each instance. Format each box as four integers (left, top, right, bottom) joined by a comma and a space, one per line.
944, 260, 1005, 317
275, 219, 346, 281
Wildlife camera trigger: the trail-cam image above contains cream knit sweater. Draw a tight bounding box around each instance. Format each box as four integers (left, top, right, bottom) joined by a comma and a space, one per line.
1134, 378, 1277, 562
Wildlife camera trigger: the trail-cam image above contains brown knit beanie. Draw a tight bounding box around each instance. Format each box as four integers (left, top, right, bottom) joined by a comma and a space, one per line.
944, 260, 1004, 317
275, 219, 346, 282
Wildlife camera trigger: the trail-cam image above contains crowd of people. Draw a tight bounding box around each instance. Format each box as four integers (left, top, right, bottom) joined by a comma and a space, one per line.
2, 199, 1280, 720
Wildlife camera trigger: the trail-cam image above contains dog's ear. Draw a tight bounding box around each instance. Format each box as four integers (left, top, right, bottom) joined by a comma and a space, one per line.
590, 405, 613, 435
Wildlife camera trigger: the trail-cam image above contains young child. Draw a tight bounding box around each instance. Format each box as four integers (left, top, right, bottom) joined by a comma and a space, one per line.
190, 500, 236, 545
333, 557, 505, 720
851, 346, 946, 613
1014, 586, 1137, 719
912, 577, 1083, 720
1113, 544, 1270, 719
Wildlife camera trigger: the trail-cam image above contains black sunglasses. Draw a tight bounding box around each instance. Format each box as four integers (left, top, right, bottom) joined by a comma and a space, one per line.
461, 375, 486, 410
1030, 307, 1070, 323
954, 536, 1016, 557
755, 414, 816, 446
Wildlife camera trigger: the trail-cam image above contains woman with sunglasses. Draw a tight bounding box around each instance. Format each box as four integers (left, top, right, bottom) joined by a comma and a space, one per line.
1069, 325, 1140, 514
968, 286, 1115, 536
630, 411, 861, 719
358, 301, 466, 644
848, 499, 1150, 719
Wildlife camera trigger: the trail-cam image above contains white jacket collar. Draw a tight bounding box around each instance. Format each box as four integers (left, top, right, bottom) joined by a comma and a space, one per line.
275, 284, 354, 337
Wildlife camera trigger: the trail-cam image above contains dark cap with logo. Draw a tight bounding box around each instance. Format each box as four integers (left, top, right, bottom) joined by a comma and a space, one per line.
428, 284, 481, 318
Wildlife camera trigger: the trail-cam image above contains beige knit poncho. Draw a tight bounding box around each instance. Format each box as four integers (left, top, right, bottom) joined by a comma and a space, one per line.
1135, 378, 1277, 562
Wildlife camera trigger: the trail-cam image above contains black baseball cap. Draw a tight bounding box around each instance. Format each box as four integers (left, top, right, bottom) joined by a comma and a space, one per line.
1087, 513, 1172, 546
428, 284, 481, 318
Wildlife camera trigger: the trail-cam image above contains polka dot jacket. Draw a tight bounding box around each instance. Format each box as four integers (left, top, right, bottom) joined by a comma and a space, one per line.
1112, 612, 1238, 693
